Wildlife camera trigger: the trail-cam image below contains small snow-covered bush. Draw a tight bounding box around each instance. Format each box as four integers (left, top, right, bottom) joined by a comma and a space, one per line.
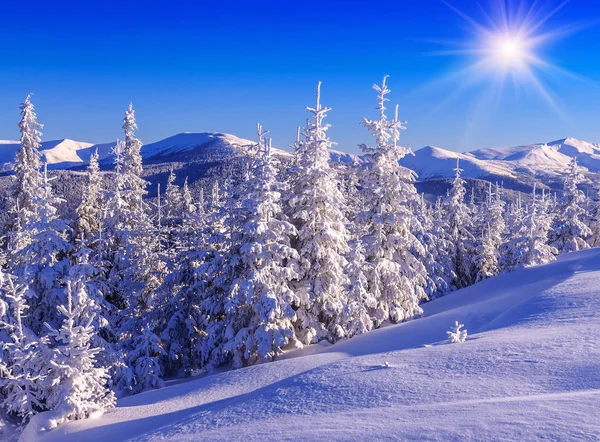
447, 321, 467, 343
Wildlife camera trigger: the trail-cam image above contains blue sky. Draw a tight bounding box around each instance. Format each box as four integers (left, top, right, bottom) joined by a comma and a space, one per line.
1, 0, 599, 154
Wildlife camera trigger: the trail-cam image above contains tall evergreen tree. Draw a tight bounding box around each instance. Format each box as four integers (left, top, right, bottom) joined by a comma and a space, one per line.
550, 158, 591, 253
76, 149, 104, 240
289, 82, 350, 344
0, 270, 47, 424
18, 165, 73, 332
44, 281, 115, 423
9, 95, 43, 235
445, 159, 476, 289
164, 168, 183, 223
501, 185, 557, 269
121, 103, 147, 217
222, 126, 300, 367
473, 183, 506, 282
358, 76, 427, 325
416, 195, 454, 298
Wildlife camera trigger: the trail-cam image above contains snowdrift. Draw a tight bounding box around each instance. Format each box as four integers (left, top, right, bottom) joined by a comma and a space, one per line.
33, 249, 600, 441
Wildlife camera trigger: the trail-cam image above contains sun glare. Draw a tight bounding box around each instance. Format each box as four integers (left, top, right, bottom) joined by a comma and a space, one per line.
427, 1, 584, 112
496, 37, 525, 64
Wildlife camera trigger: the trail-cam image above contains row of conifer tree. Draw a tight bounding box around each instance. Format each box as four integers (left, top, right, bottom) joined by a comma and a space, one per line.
0, 77, 596, 432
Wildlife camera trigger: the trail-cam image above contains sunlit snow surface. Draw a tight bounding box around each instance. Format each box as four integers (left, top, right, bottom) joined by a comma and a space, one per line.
32, 250, 600, 441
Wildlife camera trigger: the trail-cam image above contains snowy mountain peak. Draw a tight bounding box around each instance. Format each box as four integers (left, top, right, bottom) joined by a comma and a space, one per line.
141, 132, 256, 160
140, 132, 294, 162
420, 145, 459, 158
0, 138, 98, 168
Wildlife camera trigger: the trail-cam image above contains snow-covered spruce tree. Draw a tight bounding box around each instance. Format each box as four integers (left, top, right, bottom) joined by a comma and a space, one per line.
220, 126, 300, 368
473, 183, 506, 282
445, 159, 476, 289
182, 177, 196, 215
44, 280, 115, 425
588, 178, 600, 247
7, 94, 43, 239
121, 103, 147, 215
358, 76, 427, 326
160, 169, 185, 259
210, 179, 220, 210
549, 157, 591, 253
154, 180, 214, 375
103, 106, 164, 313
100, 139, 129, 309
76, 149, 104, 241
165, 168, 183, 224
289, 82, 350, 344
500, 192, 526, 272
0, 270, 47, 424
500, 185, 557, 270
121, 104, 164, 303
123, 324, 166, 393
156, 168, 235, 374
416, 195, 454, 298
523, 186, 558, 267
338, 239, 374, 337
68, 236, 121, 375
113, 105, 166, 391
183, 167, 247, 372
18, 164, 73, 333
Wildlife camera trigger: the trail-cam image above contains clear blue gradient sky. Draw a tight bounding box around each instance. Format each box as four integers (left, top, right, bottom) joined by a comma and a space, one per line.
1, 0, 599, 154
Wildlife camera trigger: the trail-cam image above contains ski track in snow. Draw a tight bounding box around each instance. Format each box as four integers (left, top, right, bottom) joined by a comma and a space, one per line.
34, 250, 600, 442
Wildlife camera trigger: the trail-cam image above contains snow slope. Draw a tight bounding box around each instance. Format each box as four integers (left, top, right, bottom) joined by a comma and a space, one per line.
31, 249, 600, 442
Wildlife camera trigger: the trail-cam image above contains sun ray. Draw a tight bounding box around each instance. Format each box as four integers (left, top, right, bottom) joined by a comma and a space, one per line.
424, 0, 587, 116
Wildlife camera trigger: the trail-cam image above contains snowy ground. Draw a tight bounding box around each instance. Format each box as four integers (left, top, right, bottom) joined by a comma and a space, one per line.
32, 249, 600, 441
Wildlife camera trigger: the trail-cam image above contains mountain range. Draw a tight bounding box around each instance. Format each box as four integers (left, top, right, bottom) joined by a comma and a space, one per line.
0, 133, 597, 191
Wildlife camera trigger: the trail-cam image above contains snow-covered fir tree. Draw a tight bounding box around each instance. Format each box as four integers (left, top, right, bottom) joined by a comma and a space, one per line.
289, 82, 350, 344
473, 183, 506, 282
588, 178, 600, 247
8, 95, 43, 237
44, 281, 115, 424
68, 236, 120, 371
182, 177, 195, 215
164, 168, 183, 224
100, 139, 129, 309
121, 103, 147, 215
17, 164, 73, 332
76, 149, 104, 240
0, 270, 47, 424
445, 159, 476, 289
219, 126, 301, 367
338, 239, 374, 337
358, 76, 427, 326
416, 195, 454, 298
501, 185, 557, 270
123, 324, 166, 393
550, 157, 591, 253
522, 187, 558, 267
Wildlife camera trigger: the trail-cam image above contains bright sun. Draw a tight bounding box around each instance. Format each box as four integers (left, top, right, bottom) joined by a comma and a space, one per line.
497, 37, 524, 63
429, 0, 583, 111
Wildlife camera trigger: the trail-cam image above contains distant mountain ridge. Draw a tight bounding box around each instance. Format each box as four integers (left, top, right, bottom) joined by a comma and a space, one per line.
401, 137, 600, 190
0, 132, 597, 190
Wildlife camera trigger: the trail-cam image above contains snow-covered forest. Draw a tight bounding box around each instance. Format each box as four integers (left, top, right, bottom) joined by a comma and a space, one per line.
1, 77, 598, 435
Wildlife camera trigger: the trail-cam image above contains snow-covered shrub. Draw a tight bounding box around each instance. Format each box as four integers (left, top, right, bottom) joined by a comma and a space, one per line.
447, 321, 467, 344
